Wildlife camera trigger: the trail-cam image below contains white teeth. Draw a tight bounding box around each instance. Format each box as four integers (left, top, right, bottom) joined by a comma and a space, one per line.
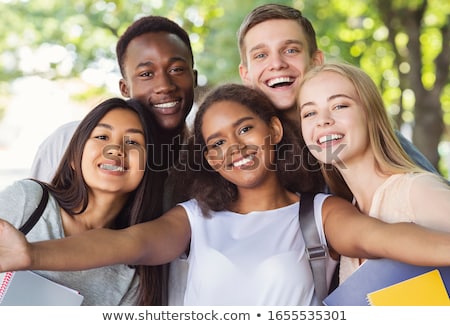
100, 164, 124, 172
267, 77, 294, 87
318, 134, 343, 144
233, 155, 254, 167
154, 101, 179, 108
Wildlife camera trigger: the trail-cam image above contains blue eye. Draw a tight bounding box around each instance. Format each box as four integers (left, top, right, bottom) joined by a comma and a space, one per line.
302, 111, 315, 119
286, 48, 299, 54
254, 53, 266, 60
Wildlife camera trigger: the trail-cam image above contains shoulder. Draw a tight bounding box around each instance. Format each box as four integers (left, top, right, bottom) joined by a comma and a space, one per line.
320, 194, 358, 223
30, 121, 81, 181
35, 120, 81, 153
408, 171, 448, 184
407, 172, 450, 195
0, 179, 46, 227
40, 120, 81, 146
388, 172, 449, 191
53, 120, 81, 134
177, 199, 201, 217
1, 179, 43, 197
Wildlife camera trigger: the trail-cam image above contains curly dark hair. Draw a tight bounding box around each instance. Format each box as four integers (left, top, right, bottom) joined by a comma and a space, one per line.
172, 83, 324, 216
116, 15, 194, 78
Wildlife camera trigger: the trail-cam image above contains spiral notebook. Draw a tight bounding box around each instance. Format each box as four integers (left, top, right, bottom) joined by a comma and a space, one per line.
0, 271, 84, 306
323, 258, 450, 306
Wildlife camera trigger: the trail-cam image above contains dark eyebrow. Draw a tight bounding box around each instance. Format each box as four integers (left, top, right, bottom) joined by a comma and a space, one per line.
96, 123, 144, 135
205, 116, 254, 143
96, 123, 113, 130
300, 94, 354, 111
126, 128, 145, 135
136, 56, 189, 70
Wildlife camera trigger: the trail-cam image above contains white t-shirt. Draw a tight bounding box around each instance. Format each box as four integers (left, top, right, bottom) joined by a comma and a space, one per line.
178, 193, 336, 305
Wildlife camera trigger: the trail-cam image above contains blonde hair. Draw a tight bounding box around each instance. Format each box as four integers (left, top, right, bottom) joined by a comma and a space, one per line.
299, 62, 423, 200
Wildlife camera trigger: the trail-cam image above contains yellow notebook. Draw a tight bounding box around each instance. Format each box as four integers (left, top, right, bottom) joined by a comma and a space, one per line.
367, 269, 450, 306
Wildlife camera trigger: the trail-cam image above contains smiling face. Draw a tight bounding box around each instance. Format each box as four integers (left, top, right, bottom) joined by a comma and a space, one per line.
239, 19, 323, 117
81, 108, 146, 196
119, 32, 197, 132
201, 100, 283, 190
298, 71, 371, 167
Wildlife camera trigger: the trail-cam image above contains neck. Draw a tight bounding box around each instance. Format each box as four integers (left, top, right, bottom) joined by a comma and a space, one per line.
154, 124, 188, 169
157, 123, 187, 144
61, 193, 128, 236
337, 156, 389, 214
230, 175, 298, 214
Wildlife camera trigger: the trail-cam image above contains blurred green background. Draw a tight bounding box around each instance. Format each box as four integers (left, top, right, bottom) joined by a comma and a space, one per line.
0, 0, 449, 179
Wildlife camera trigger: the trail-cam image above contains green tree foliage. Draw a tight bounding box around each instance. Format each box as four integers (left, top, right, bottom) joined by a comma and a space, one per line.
0, 0, 449, 172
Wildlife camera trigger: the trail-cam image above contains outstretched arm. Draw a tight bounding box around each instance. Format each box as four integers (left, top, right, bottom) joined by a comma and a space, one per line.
0, 206, 191, 272
322, 196, 450, 266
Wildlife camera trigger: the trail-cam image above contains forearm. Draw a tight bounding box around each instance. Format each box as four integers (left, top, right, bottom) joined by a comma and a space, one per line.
324, 196, 450, 266
30, 228, 141, 271
0, 206, 190, 272
360, 222, 450, 266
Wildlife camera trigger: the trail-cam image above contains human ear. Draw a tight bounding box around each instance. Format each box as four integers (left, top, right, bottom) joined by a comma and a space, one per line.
239, 63, 252, 87
119, 78, 130, 98
270, 117, 284, 144
311, 50, 324, 67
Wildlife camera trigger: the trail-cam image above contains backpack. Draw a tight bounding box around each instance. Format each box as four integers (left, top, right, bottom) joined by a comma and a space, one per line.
19, 180, 49, 235
300, 192, 339, 304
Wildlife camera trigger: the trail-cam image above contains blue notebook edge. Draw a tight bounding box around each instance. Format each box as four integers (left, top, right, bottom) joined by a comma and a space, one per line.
323, 258, 450, 306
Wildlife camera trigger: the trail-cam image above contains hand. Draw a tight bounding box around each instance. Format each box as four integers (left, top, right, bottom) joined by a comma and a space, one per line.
0, 219, 31, 272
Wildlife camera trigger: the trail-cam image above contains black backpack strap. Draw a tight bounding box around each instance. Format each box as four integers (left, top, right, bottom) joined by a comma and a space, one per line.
300, 192, 328, 303
19, 180, 49, 235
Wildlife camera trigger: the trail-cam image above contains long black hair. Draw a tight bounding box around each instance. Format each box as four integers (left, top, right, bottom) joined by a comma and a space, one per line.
45, 97, 167, 305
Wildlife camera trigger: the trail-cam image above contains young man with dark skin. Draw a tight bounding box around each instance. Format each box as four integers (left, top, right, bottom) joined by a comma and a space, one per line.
237, 4, 438, 174
30, 16, 197, 181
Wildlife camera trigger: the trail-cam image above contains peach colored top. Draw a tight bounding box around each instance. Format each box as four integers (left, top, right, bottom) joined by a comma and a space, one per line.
339, 172, 450, 284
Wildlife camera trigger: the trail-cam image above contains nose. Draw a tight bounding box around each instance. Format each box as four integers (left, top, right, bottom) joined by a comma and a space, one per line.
228, 139, 247, 156
268, 53, 288, 70
154, 73, 176, 94
106, 144, 124, 157
317, 111, 334, 127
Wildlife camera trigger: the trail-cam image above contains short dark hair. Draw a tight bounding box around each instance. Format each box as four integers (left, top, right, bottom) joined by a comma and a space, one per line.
116, 15, 194, 77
